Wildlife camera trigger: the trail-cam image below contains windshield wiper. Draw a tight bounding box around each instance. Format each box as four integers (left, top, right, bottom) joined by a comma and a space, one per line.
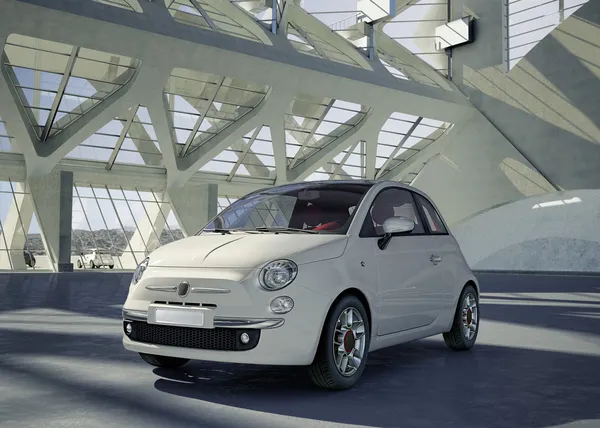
205, 228, 232, 234
253, 226, 318, 234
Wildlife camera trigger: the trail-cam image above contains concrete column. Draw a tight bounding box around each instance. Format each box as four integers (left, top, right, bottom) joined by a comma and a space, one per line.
58, 171, 74, 272
168, 183, 218, 236
29, 170, 61, 271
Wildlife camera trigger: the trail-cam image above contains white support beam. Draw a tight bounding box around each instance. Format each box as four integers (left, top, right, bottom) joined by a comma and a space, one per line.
106, 104, 139, 170
364, 137, 378, 180
375, 117, 422, 179
0, 56, 44, 175
170, 87, 293, 189
379, 115, 470, 181
288, 99, 336, 169
0, 0, 474, 123
28, 170, 61, 272
40, 46, 79, 142
168, 182, 218, 236
145, 90, 182, 183
288, 107, 393, 182
181, 76, 226, 157
0, 151, 268, 197
267, 118, 289, 184
373, 29, 455, 91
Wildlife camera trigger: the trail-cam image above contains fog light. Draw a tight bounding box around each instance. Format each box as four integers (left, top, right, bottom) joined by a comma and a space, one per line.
125, 323, 132, 335
270, 296, 294, 314
240, 332, 250, 344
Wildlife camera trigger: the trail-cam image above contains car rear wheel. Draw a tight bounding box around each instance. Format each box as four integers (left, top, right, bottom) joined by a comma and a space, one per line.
89, 260, 95, 269
76, 259, 82, 269
109, 264, 114, 269
139, 353, 189, 369
29, 257, 36, 268
308, 295, 370, 390
443, 284, 479, 350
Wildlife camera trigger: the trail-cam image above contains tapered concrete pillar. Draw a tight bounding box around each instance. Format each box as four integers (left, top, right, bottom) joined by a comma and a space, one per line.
168, 183, 218, 236
29, 171, 60, 271
58, 171, 74, 272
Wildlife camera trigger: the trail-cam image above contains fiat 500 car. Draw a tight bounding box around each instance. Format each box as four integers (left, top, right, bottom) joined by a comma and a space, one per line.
122, 180, 480, 390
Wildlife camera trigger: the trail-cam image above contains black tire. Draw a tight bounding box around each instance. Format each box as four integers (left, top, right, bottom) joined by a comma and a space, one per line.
30, 257, 36, 268
109, 264, 114, 270
308, 295, 370, 390
77, 260, 82, 269
443, 284, 479, 350
139, 353, 189, 369
89, 260, 95, 269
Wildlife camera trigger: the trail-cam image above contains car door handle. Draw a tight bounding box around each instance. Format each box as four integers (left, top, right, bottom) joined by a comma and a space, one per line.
430, 255, 442, 264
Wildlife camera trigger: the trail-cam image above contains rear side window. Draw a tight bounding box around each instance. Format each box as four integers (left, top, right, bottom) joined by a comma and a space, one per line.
415, 195, 447, 234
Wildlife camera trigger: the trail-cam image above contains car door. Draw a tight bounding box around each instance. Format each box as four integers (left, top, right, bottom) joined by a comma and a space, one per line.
360, 187, 437, 336
414, 193, 458, 314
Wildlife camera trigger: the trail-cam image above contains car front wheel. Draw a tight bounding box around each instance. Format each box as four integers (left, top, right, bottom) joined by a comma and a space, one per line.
443, 284, 479, 350
139, 353, 189, 369
308, 295, 370, 390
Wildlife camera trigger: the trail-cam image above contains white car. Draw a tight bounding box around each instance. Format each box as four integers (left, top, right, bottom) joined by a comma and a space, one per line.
122, 180, 479, 389
78, 249, 115, 269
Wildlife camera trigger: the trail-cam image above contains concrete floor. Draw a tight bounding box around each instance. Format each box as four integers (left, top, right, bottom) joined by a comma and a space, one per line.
0, 272, 599, 428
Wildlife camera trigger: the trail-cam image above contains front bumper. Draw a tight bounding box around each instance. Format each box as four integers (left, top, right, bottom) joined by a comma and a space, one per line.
122, 309, 320, 365
121, 265, 336, 366
123, 308, 284, 329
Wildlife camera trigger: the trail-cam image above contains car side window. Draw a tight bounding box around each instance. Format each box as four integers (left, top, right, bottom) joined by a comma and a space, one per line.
360, 188, 425, 237
415, 194, 448, 234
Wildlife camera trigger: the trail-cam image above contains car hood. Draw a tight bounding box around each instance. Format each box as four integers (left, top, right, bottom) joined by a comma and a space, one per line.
148, 233, 349, 268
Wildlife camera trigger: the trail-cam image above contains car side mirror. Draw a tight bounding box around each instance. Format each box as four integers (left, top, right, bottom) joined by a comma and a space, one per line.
378, 217, 415, 250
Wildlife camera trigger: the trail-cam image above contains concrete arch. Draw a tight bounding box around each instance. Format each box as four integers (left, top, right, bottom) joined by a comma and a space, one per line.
452, 189, 600, 273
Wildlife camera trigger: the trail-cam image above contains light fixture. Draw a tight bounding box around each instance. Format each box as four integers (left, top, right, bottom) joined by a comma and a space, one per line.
270, 296, 294, 314
240, 332, 250, 344
259, 260, 298, 291
132, 257, 149, 285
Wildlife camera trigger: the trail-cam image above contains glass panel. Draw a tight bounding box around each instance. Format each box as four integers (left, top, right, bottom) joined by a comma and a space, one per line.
205, 183, 371, 234
507, 0, 590, 69
71, 184, 186, 269
4, 34, 138, 138
0, 180, 51, 270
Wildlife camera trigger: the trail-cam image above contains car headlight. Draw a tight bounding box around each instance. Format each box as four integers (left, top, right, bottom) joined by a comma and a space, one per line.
132, 257, 149, 285
259, 260, 298, 291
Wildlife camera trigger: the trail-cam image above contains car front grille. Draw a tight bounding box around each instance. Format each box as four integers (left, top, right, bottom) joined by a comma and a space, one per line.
125, 321, 260, 351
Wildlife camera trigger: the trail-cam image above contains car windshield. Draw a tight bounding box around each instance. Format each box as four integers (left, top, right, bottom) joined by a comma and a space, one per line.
200, 183, 372, 235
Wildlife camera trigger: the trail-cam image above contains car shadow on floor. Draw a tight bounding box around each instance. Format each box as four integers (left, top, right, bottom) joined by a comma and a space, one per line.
153, 338, 600, 428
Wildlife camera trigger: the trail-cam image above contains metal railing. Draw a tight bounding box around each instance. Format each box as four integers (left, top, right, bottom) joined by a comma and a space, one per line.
328, 12, 368, 31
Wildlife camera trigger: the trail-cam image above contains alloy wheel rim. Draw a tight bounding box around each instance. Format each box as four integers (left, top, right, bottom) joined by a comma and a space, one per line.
332, 307, 366, 377
461, 293, 478, 341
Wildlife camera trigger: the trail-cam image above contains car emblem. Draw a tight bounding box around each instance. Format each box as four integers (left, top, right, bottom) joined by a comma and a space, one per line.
177, 281, 190, 298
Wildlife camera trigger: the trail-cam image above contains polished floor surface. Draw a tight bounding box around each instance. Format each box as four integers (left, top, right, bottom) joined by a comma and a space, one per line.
0, 272, 599, 428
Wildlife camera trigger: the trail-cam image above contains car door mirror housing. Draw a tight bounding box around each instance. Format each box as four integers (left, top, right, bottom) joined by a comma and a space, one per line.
378, 217, 415, 250
382, 217, 415, 235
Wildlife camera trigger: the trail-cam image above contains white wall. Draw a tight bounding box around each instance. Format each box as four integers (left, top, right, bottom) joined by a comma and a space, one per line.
411, 112, 556, 225
452, 189, 600, 272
